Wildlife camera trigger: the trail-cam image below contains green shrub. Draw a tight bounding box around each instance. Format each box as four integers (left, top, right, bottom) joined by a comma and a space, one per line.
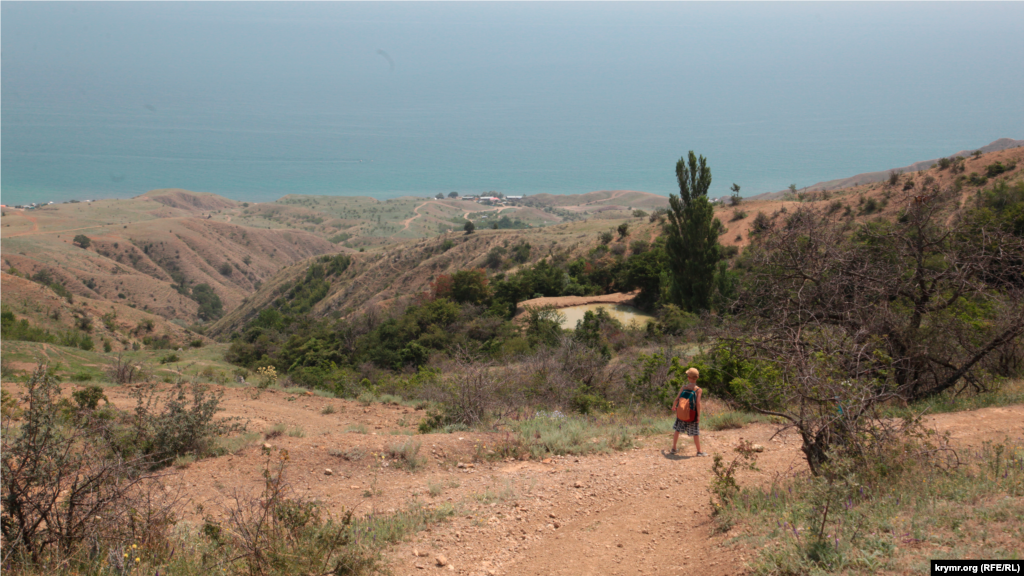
985, 160, 1016, 178
191, 283, 223, 321
0, 388, 21, 419
71, 385, 107, 410
123, 381, 231, 464
967, 172, 988, 186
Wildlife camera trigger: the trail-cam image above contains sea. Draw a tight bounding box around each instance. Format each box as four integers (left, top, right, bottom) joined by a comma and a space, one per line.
3, 2, 1023, 207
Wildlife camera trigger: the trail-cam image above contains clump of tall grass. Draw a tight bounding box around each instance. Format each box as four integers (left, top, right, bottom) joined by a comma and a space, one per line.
213, 431, 262, 455
264, 422, 287, 439
702, 410, 772, 431
387, 439, 426, 471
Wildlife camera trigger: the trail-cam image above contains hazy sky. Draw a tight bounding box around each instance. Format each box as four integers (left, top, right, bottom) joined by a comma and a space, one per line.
3, 2, 1023, 202
6, 2, 1022, 113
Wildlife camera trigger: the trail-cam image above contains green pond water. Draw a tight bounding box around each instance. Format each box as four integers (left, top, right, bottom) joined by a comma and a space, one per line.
557, 303, 655, 330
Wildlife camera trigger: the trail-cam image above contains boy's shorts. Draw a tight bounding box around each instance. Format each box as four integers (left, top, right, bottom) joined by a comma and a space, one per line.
673, 419, 700, 436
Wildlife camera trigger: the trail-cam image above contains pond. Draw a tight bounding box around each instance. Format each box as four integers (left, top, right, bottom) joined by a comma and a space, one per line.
556, 303, 655, 330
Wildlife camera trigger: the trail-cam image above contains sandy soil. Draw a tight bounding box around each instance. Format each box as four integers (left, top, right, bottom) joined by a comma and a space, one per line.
11, 380, 1019, 576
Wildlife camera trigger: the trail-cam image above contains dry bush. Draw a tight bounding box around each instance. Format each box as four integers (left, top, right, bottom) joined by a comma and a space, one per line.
1, 366, 166, 570
106, 353, 145, 384
216, 448, 373, 576
421, 349, 521, 425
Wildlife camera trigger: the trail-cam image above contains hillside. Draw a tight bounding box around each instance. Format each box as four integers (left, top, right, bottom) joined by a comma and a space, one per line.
723, 144, 1024, 247
1, 271, 208, 353
750, 137, 1024, 199
208, 145, 1024, 337
5, 143, 1022, 339
2, 144, 1022, 576
207, 216, 666, 337
2, 188, 673, 320
1, 191, 340, 323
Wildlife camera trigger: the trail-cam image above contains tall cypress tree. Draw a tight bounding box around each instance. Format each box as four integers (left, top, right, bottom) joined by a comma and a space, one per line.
665, 151, 724, 311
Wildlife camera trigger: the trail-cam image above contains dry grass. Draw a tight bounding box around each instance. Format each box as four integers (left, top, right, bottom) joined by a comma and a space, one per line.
718, 438, 1024, 574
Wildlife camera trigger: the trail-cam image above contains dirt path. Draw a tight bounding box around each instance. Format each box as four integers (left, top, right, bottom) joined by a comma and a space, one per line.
4, 211, 40, 237
31, 381, 1023, 576
402, 202, 430, 231
582, 190, 629, 206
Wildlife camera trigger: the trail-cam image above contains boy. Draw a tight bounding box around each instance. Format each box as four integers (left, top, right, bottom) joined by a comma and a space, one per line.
671, 367, 707, 456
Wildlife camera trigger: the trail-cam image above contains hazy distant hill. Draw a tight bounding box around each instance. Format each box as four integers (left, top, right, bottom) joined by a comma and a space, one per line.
749, 138, 1024, 201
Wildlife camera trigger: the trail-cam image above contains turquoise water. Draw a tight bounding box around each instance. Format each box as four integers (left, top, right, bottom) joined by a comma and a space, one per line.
3, 3, 1023, 206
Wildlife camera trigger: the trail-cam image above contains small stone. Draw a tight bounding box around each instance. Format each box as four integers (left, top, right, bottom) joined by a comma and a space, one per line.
413, 548, 429, 557
457, 462, 467, 469
324, 468, 333, 476
541, 458, 552, 464
553, 521, 560, 529
435, 554, 448, 567
574, 481, 582, 488
263, 443, 272, 450
617, 543, 624, 548
549, 512, 557, 518
752, 444, 765, 452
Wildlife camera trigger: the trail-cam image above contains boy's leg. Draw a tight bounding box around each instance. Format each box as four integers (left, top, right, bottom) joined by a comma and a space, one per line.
694, 434, 702, 454
672, 431, 680, 451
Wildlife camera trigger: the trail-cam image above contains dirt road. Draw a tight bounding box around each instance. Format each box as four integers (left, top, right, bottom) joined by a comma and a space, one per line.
44, 383, 1024, 576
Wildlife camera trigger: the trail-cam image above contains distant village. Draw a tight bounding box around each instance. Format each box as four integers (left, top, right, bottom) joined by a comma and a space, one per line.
2, 199, 95, 210
431, 192, 525, 207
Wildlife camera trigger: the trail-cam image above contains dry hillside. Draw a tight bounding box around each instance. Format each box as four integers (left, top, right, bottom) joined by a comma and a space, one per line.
0, 272, 208, 352
2, 191, 338, 322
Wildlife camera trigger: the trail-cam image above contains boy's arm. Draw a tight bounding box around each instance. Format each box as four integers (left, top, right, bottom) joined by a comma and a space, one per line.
696, 387, 703, 416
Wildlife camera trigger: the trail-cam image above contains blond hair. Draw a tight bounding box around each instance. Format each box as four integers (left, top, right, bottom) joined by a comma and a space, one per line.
685, 367, 700, 378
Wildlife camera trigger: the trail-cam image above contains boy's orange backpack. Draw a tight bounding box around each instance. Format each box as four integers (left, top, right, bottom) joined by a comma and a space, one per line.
676, 387, 698, 422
